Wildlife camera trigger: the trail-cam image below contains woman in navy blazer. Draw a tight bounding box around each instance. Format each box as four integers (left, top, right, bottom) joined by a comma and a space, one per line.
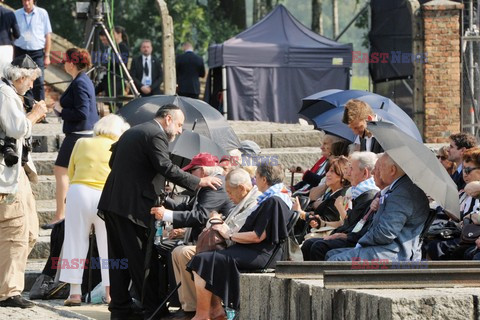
48, 48, 99, 226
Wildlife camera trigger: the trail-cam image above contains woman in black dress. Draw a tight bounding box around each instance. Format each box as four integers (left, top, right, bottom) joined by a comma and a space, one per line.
188, 163, 293, 320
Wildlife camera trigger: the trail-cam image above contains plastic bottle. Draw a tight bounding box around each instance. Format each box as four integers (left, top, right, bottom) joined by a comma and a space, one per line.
154, 220, 163, 245
226, 307, 236, 320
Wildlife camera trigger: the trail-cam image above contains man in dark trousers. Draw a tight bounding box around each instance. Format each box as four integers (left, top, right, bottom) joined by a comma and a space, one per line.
0, 0, 20, 65
176, 42, 205, 98
97, 104, 221, 319
14, 0, 52, 101
130, 39, 163, 96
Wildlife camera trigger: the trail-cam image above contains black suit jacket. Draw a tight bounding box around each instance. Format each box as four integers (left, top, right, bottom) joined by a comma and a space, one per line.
451, 169, 465, 191
98, 120, 200, 228
130, 55, 163, 96
164, 175, 234, 242
332, 189, 378, 235
360, 136, 384, 153
0, 6, 19, 46
176, 51, 205, 96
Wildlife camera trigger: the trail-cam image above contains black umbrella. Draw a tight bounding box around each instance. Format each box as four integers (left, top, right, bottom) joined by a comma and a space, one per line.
367, 121, 460, 220
169, 130, 228, 161
117, 95, 241, 151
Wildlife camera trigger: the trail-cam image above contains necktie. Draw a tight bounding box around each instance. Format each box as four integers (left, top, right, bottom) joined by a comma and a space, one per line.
144, 58, 149, 76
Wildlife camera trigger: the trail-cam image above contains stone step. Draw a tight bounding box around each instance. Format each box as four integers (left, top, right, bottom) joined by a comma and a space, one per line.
32, 152, 58, 176
25, 259, 48, 292
37, 199, 56, 226
32, 175, 56, 201
32, 122, 63, 153
29, 235, 50, 260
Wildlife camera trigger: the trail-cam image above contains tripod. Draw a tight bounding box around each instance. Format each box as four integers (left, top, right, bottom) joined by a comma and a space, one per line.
83, 1, 140, 101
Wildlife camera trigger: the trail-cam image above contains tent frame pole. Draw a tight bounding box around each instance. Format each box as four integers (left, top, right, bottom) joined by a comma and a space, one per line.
222, 66, 228, 119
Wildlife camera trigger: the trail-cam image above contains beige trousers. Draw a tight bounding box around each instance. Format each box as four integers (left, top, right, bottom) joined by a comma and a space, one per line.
0, 169, 38, 300
172, 245, 197, 312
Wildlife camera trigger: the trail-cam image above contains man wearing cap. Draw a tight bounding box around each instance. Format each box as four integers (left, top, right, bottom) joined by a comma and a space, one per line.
14, 0, 52, 101
151, 152, 234, 310
0, 54, 48, 308
98, 105, 222, 319
167, 168, 261, 317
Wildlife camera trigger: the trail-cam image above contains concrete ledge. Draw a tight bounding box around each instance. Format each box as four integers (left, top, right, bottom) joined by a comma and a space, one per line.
32, 175, 56, 201
29, 236, 50, 259
240, 273, 480, 320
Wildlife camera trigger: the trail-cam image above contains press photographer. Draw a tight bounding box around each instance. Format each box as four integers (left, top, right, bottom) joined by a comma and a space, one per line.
0, 54, 48, 309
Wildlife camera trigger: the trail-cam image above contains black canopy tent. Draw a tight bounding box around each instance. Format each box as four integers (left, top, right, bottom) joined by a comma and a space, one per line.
205, 5, 353, 123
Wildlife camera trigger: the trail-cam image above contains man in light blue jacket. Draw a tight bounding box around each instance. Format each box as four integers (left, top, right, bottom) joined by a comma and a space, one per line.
328, 153, 430, 262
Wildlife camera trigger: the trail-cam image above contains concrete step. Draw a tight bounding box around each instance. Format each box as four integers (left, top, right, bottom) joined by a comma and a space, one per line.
32, 152, 58, 176
37, 199, 56, 226
32, 175, 56, 201
25, 259, 47, 292
32, 122, 63, 153
29, 235, 50, 260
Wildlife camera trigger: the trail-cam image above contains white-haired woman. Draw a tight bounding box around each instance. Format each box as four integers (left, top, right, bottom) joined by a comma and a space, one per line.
60, 114, 130, 306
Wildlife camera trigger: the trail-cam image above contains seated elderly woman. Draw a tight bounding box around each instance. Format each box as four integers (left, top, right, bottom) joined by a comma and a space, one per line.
427, 147, 480, 260
187, 163, 293, 320
300, 156, 350, 232
298, 152, 379, 261
59, 115, 129, 306
289, 134, 348, 194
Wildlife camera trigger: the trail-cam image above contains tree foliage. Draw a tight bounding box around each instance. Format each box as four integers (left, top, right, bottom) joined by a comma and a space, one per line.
4, 0, 241, 58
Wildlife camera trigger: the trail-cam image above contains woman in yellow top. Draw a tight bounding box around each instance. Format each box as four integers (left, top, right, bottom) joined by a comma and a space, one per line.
59, 114, 129, 306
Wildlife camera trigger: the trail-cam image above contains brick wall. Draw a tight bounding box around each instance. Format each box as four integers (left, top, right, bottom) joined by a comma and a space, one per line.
422, 0, 463, 143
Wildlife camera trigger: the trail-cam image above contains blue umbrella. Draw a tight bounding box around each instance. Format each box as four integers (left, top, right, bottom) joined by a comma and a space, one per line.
299, 90, 422, 142
308, 108, 423, 142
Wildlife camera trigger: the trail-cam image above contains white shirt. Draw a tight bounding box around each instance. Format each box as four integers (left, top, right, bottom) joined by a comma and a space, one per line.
141, 55, 152, 86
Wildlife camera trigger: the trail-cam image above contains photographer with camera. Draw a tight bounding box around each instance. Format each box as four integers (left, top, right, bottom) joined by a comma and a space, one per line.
0, 54, 48, 308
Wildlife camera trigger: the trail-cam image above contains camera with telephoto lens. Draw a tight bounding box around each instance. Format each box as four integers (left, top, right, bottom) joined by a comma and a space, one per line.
0, 136, 19, 167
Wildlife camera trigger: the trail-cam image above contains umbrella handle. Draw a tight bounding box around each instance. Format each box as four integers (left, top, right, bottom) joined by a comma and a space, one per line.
290, 171, 294, 188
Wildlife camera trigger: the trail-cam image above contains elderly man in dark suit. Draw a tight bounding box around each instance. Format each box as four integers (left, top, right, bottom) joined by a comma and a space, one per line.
98, 104, 221, 319
129, 39, 163, 96
176, 42, 205, 99
328, 153, 430, 261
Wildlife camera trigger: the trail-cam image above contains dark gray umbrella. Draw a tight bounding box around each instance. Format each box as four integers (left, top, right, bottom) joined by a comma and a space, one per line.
367, 121, 460, 220
169, 130, 228, 161
117, 95, 241, 151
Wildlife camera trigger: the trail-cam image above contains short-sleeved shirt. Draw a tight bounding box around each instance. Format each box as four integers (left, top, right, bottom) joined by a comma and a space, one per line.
14, 6, 52, 51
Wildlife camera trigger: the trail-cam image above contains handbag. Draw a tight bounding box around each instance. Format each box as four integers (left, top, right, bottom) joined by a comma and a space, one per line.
461, 217, 480, 244
282, 235, 303, 261
196, 218, 227, 253
29, 274, 69, 300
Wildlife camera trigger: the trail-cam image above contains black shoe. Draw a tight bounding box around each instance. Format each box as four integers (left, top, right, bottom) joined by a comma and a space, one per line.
0, 296, 34, 308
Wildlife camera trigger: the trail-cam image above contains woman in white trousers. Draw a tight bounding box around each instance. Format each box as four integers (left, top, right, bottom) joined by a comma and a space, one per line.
60, 113, 129, 306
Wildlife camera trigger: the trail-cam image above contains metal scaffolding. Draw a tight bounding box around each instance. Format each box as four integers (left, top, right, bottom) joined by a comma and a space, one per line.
461, 0, 480, 137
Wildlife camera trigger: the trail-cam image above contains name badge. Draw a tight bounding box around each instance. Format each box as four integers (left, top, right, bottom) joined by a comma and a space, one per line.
24, 31, 33, 42
145, 78, 151, 86
352, 219, 365, 233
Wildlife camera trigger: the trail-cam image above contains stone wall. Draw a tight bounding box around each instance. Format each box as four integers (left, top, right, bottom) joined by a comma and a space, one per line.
239, 274, 480, 320
422, 0, 463, 143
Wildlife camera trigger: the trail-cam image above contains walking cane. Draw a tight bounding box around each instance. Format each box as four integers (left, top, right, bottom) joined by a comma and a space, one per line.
86, 224, 95, 303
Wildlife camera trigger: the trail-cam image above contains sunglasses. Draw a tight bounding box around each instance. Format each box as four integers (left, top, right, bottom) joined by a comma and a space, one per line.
436, 155, 447, 161
463, 166, 480, 175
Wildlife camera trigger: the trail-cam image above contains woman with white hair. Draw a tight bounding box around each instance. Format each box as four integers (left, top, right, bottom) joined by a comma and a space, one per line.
60, 114, 130, 306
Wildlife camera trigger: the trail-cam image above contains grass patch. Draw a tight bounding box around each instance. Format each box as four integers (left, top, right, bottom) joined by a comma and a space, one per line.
351, 76, 370, 91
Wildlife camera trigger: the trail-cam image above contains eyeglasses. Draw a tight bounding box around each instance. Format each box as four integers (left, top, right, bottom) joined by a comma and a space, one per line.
463, 166, 480, 175
436, 155, 447, 161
